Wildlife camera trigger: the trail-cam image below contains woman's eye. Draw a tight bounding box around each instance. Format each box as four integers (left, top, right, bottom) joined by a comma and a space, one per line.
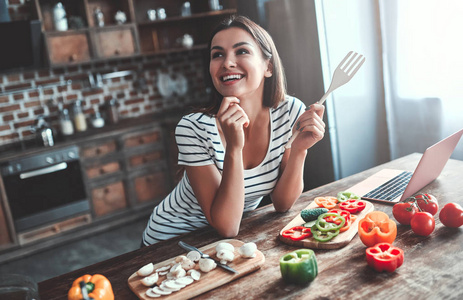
211, 52, 223, 59
237, 48, 249, 55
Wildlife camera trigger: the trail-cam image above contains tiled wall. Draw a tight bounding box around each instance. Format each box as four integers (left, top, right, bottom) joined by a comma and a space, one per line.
0, 1, 208, 146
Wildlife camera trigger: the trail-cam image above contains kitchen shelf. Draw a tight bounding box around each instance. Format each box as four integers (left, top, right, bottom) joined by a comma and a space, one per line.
137, 9, 237, 26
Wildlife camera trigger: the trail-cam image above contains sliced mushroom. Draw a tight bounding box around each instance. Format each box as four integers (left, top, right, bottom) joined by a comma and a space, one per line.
176, 276, 195, 285
164, 279, 185, 290
137, 262, 154, 276
140, 273, 159, 287
155, 265, 170, 273
175, 255, 196, 270
152, 286, 172, 295
187, 269, 201, 281
145, 288, 161, 298
198, 258, 217, 272
238, 242, 257, 258
186, 250, 201, 262
215, 242, 234, 253
216, 249, 234, 264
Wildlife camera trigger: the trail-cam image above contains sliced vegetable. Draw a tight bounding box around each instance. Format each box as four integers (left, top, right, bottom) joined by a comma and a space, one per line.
339, 199, 366, 213
300, 208, 329, 222
439, 202, 463, 228
311, 225, 339, 242
280, 249, 318, 285
303, 220, 317, 228
337, 191, 360, 203
366, 243, 404, 272
314, 197, 338, 209
339, 215, 357, 233
358, 211, 397, 247
68, 274, 114, 300
316, 213, 346, 232
281, 226, 312, 241
327, 209, 351, 223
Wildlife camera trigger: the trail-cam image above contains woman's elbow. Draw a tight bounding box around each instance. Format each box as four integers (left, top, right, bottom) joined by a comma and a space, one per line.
215, 224, 239, 238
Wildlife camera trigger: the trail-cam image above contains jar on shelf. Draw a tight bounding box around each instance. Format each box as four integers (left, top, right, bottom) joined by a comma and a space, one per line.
73, 100, 87, 132
53, 2, 68, 31
59, 108, 74, 136
106, 98, 119, 125
91, 106, 105, 128
94, 7, 105, 27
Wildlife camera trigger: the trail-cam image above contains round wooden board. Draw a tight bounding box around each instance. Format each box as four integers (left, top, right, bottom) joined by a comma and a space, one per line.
279, 200, 374, 249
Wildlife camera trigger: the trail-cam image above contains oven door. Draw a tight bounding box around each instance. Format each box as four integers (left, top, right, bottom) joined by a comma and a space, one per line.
3, 160, 89, 232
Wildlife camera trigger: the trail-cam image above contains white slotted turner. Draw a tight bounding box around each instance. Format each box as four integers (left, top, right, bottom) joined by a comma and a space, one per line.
285, 51, 366, 149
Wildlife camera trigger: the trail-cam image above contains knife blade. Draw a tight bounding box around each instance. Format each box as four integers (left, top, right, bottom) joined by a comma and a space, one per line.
178, 241, 239, 274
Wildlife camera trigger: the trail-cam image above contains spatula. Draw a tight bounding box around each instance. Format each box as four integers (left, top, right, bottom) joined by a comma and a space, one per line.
285, 51, 365, 149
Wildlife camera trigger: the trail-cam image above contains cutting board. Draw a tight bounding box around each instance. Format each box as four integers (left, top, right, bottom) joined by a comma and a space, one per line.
128, 239, 265, 300
279, 200, 374, 249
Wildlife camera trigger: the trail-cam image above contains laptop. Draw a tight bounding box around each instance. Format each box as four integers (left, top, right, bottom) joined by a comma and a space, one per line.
348, 128, 463, 204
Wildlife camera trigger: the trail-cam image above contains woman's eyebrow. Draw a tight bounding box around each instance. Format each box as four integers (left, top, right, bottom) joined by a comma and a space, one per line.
210, 41, 253, 51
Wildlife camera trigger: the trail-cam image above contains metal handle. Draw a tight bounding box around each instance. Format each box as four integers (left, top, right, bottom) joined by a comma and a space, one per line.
19, 162, 68, 179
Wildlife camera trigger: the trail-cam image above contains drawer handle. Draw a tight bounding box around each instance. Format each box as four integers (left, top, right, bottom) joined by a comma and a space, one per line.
115, 49, 120, 55
142, 157, 148, 163
99, 168, 106, 175
69, 54, 77, 62
138, 138, 145, 144
96, 148, 102, 155
104, 187, 110, 194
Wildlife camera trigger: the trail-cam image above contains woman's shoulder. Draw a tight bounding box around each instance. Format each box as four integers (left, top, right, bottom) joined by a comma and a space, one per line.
272, 95, 306, 115
177, 112, 216, 133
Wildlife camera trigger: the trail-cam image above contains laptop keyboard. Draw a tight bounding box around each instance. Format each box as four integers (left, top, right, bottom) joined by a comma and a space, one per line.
362, 171, 413, 201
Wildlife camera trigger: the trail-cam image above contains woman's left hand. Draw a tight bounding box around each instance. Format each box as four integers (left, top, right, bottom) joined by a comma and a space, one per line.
291, 103, 326, 151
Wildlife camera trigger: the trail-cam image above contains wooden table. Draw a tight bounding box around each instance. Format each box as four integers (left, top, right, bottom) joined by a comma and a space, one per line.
39, 153, 463, 299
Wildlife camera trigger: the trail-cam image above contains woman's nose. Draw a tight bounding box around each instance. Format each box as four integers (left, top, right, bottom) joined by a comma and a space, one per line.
222, 55, 236, 68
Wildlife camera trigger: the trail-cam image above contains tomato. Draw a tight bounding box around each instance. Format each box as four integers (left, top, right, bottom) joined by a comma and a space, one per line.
410, 212, 435, 236
439, 203, 463, 228
414, 194, 439, 216
392, 202, 418, 225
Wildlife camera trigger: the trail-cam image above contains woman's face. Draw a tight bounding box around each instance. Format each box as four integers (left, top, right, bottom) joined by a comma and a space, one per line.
209, 27, 272, 100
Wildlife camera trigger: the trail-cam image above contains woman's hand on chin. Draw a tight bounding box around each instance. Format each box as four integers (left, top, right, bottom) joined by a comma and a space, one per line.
217, 97, 250, 150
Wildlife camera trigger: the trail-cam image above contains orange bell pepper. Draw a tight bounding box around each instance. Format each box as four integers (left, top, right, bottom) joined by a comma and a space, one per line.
314, 197, 338, 209
68, 274, 114, 300
358, 211, 397, 247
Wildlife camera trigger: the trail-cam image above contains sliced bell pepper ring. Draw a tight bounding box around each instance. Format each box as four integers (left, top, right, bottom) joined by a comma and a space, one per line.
366, 243, 404, 272
337, 191, 360, 203
339, 215, 357, 233
314, 196, 338, 209
316, 213, 346, 232
311, 225, 339, 242
280, 249, 318, 284
327, 209, 351, 223
339, 199, 366, 214
358, 211, 397, 247
282, 226, 312, 241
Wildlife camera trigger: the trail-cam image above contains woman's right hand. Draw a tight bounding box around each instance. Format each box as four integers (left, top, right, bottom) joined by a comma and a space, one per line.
216, 97, 250, 151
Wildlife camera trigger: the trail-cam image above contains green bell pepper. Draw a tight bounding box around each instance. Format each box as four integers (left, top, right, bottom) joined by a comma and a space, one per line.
279, 249, 318, 285
337, 191, 360, 203
311, 225, 340, 242
315, 213, 345, 232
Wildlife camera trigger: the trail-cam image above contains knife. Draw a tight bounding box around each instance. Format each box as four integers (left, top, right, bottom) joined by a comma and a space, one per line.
178, 241, 239, 274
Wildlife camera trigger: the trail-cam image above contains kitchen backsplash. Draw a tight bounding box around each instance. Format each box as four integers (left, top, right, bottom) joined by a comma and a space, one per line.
1, 2, 209, 147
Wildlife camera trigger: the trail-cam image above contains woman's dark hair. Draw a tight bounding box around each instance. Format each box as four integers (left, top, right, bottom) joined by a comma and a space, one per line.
202, 15, 287, 115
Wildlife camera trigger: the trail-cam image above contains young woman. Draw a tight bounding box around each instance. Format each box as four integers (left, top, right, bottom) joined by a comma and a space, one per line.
142, 15, 325, 246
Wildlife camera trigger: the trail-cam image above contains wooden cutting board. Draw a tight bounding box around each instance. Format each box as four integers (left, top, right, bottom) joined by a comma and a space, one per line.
279, 200, 374, 249
128, 239, 265, 300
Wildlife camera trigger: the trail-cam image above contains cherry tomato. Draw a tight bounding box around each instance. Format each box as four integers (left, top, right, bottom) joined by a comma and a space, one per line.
414, 194, 439, 216
410, 212, 435, 236
439, 203, 463, 228
393, 202, 418, 225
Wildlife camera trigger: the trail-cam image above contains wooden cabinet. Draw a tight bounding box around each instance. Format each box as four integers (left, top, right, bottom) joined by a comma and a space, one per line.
33, 0, 237, 66
91, 181, 127, 216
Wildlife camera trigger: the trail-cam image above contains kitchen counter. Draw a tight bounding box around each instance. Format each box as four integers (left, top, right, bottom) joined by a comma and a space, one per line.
38, 153, 463, 299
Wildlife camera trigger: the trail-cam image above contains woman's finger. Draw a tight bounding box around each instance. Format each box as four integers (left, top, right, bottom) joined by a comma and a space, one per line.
217, 97, 240, 117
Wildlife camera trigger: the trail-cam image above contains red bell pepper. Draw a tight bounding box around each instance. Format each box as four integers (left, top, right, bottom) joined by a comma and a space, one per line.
339, 199, 366, 213
365, 243, 404, 272
327, 209, 351, 223
282, 226, 312, 241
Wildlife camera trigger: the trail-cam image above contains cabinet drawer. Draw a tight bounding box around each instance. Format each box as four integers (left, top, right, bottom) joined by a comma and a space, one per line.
129, 151, 163, 168
86, 161, 121, 179
91, 181, 127, 216
134, 172, 167, 203
93, 27, 137, 58
123, 130, 161, 148
46, 32, 91, 64
82, 141, 117, 158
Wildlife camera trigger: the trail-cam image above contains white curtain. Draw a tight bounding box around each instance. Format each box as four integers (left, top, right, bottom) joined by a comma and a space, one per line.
379, 0, 463, 160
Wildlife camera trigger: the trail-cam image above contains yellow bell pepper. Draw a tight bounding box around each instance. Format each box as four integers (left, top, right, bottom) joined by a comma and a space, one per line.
68, 274, 114, 300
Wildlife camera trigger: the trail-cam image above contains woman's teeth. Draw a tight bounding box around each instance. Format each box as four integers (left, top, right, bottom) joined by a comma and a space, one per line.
222, 74, 242, 82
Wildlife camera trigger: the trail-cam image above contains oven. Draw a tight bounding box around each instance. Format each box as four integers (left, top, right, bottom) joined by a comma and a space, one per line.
1, 146, 89, 232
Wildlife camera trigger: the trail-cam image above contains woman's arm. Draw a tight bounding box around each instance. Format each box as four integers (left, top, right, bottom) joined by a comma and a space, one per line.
270, 104, 326, 212
185, 97, 249, 237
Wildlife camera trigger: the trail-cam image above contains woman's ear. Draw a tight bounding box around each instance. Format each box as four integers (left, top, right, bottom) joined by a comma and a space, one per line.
265, 61, 273, 78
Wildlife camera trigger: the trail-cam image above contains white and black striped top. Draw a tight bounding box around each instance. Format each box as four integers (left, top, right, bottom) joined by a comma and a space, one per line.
142, 96, 306, 245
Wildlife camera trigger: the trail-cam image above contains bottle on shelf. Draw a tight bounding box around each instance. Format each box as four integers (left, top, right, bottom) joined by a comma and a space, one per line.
91, 106, 105, 128
53, 2, 68, 31
59, 108, 74, 136
73, 100, 87, 132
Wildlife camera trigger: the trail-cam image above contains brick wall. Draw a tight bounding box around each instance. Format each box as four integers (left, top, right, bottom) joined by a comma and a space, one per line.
0, 1, 208, 147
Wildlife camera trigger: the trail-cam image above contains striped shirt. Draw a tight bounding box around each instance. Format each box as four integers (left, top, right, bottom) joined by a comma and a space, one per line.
142, 96, 306, 245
